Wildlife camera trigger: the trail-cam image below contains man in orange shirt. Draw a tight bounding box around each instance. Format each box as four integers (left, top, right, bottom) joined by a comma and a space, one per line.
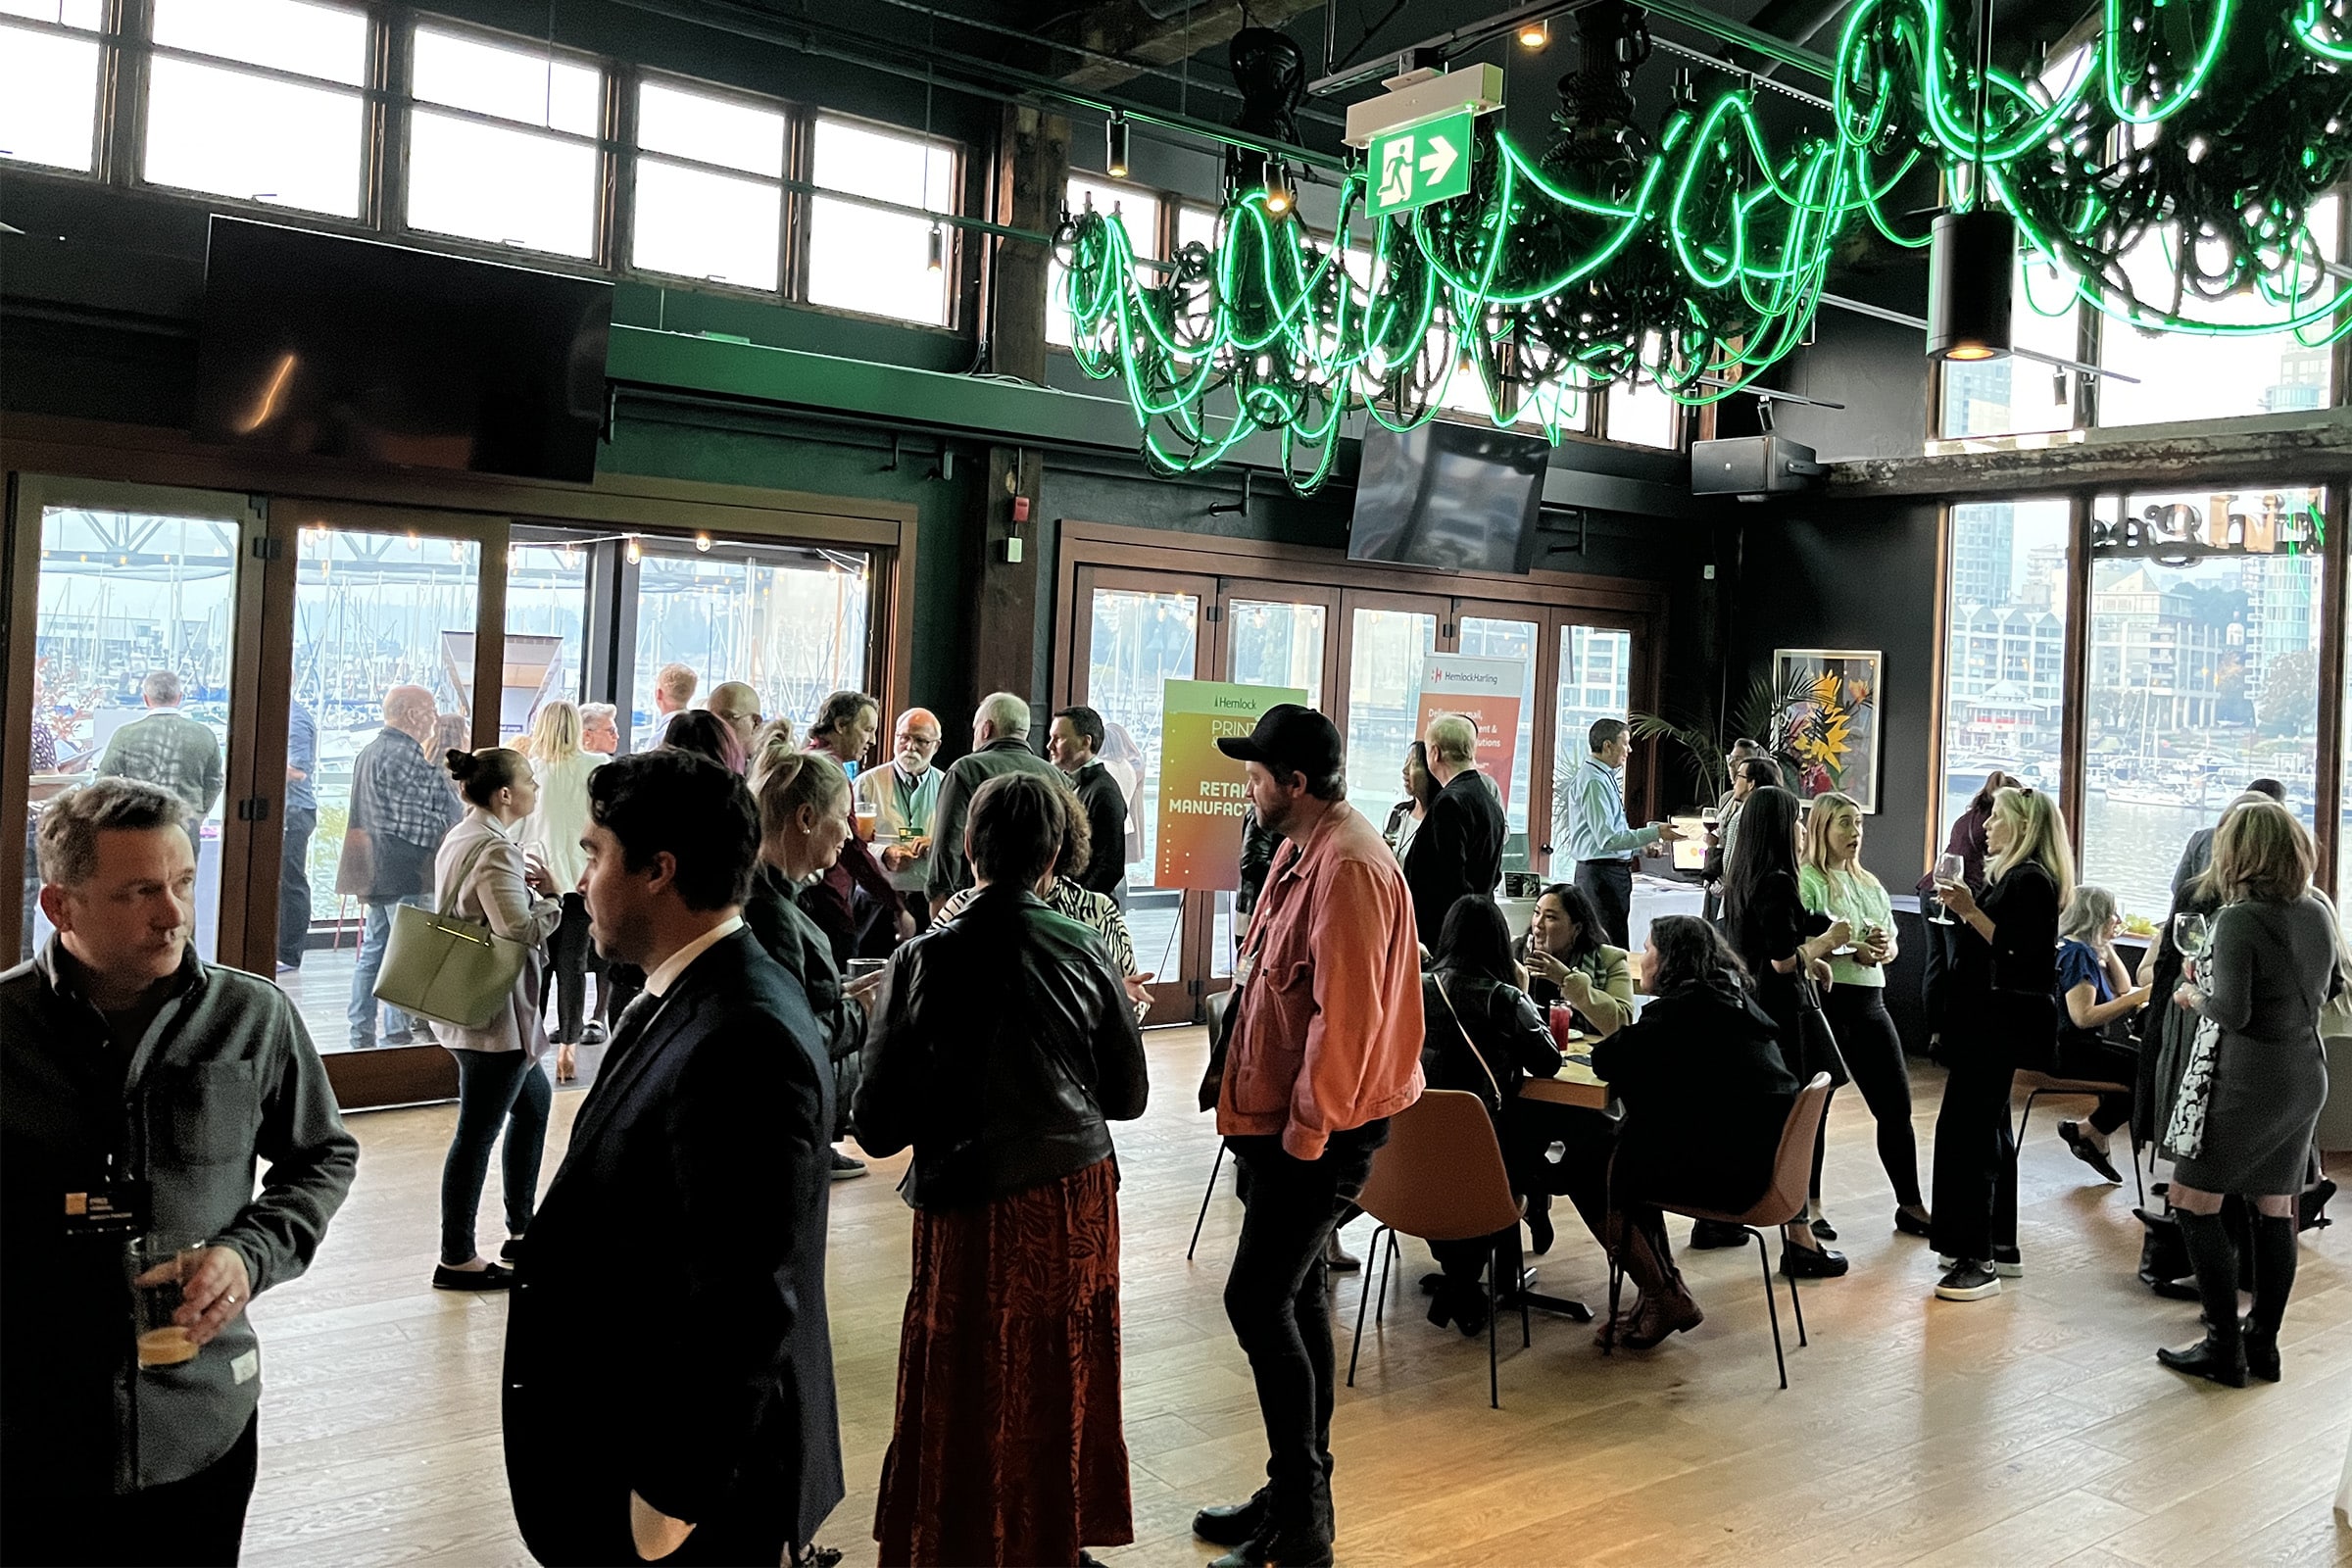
1193, 705, 1423, 1568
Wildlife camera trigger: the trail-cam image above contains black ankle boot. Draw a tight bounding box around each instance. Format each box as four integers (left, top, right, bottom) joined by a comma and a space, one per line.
2159, 1210, 2247, 1387
2242, 1213, 2298, 1382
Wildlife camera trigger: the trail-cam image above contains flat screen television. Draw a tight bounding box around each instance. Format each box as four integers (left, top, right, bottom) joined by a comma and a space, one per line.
191, 218, 612, 484
1348, 420, 1550, 574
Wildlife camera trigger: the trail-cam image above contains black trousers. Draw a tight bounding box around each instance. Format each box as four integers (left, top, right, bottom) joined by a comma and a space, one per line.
1574, 859, 1635, 951
1222, 1123, 1387, 1544
1823, 985, 1924, 1208
275, 808, 315, 968
1, 1411, 259, 1567
1930, 1031, 2017, 1263
541, 893, 598, 1045
2055, 1031, 2137, 1135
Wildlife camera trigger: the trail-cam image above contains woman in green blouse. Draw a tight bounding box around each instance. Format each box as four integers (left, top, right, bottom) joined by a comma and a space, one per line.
1799, 792, 1931, 1240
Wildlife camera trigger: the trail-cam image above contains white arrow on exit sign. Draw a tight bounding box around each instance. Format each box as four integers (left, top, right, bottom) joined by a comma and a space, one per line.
1417, 135, 1458, 186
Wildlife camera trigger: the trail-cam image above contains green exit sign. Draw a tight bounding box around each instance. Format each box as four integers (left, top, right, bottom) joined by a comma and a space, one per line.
1366, 109, 1474, 218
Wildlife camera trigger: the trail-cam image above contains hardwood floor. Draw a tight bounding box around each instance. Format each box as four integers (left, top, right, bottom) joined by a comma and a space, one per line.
240, 1029, 2352, 1567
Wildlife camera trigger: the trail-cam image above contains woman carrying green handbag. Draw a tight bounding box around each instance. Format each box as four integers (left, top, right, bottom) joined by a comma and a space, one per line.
425, 747, 564, 1292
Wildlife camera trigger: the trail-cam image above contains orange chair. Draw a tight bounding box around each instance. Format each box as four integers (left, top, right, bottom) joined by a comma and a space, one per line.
1606, 1072, 1833, 1390
1345, 1089, 1528, 1409
2011, 1068, 2145, 1205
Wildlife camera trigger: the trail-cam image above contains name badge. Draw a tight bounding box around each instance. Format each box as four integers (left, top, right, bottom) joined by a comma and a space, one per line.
64, 1175, 150, 1240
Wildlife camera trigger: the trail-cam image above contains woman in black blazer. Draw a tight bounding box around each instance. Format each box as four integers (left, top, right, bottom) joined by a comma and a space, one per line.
1721, 785, 1851, 1279
1418, 896, 1563, 1336
1929, 786, 2069, 1302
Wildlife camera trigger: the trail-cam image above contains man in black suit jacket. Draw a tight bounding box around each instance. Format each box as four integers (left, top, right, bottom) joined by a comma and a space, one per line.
1403, 711, 1507, 950
504, 751, 844, 1567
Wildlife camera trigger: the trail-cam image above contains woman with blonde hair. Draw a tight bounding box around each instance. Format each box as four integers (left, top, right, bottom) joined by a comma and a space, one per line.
746, 714, 799, 787
2157, 801, 2340, 1386
1799, 791, 1930, 1239
519, 700, 602, 1083
2048, 884, 2149, 1185
1929, 786, 2072, 1301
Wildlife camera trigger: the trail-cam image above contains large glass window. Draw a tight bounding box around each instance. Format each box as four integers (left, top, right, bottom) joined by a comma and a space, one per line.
407, 24, 604, 259
1, 0, 104, 174
1458, 614, 1539, 872
2095, 198, 2341, 428
1939, 500, 2071, 836
1050, 173, 1161, 347
1552, 623, 1632, 855
1081, 585, 1199, 991
632, 79, 786, 292
503, 533, 593, 742
629, 542, 870, 752
142, 0, 369, 217
2080, 486, 2326, 923
1603, 360, 1683, 450
805, 116, 956, 326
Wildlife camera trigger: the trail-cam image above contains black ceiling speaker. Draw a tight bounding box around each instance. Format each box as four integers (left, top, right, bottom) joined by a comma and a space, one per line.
1927, 207, 2015, 361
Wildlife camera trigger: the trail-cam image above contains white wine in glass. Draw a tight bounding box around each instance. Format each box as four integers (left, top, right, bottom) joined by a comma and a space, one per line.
1930, 853, 1965, 926
2173, 911, 2211, 960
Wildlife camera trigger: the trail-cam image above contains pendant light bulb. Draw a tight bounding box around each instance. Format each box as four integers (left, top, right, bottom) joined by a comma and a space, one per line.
1927, 209, 2014, 362
1263, 159, 1292, 215
1105, 113, 1130, 179
1518, 16, 1549, 48
926, 221, 945, 273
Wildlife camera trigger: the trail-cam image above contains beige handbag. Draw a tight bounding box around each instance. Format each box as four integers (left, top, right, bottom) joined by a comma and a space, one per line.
372, 839, 527, 1029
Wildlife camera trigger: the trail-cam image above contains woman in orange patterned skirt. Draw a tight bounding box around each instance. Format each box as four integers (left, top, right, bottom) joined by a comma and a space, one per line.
854, 772, 1150, 1567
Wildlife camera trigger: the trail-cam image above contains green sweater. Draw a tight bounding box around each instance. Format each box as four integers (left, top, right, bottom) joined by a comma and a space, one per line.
1798, 862, 1894, 990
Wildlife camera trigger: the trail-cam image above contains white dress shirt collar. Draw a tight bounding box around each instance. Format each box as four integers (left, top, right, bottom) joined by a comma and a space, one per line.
642, 914, 744, 999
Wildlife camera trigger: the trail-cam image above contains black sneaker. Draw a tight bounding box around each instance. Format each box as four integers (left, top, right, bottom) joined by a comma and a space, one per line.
432, 1261, 515, 1292
1934, 1260, 2001, 1301
1990, 1245, 2024, 1278
1208, 1532, 1334, 1568
830, 1150, 867, 1181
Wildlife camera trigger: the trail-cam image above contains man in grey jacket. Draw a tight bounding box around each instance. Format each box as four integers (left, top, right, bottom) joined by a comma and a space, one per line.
2, 778, 358, 1566
924, 691, 1071, 905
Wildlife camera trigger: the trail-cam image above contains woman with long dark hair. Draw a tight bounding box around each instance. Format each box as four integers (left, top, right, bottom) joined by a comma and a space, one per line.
1720, 784, 1851, 1278
1518, 881, 1635, 1035
1418, 895, 1562, 1336
1384, 741, 1441, 864
1918, 770, 2018, 1046
1929, 786, 2070, 1302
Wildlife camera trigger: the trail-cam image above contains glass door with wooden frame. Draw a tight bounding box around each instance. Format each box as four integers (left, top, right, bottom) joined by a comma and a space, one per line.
6, 478, 266, 970
1549, 615, 1641, 876
1210, 581, 1342, 982
256, 504, 510, 1108
1070, 568, 1213, 1025
1452, 605, 1542, 873
1339, 592, 1444, 829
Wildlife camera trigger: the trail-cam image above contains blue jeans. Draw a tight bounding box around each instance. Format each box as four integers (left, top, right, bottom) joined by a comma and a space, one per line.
349, 894, 427, 1047
441, 1049, 553, 1266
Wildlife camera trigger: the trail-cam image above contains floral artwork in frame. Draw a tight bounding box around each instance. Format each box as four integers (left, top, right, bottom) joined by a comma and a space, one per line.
1773, 649, 1882, 812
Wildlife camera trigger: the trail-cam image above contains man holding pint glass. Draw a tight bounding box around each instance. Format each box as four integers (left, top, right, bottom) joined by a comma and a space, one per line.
1, 778, 358, 1565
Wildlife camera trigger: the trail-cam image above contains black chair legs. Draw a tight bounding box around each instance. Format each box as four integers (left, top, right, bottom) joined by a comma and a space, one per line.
1186, 1142, 1226, 1262
1745, 1226, 1789, 1390
1346, 1223, 1392, 1388
1487, 1242, 1501, 1409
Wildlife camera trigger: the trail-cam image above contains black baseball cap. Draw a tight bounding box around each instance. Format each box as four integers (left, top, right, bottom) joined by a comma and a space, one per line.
1216, 703, 1343, 781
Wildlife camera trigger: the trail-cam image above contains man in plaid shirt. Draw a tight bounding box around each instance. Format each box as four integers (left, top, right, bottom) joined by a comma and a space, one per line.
96, 670, 223, 825
340, 684, 460, 1048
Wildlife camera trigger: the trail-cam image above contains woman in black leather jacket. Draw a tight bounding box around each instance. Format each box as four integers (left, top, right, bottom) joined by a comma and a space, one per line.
1420, 895, 1562, 1336
854, 771, 1148, 1568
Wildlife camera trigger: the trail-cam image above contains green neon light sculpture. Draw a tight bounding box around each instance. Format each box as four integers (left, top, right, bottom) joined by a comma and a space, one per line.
1059, 0, 2352, 493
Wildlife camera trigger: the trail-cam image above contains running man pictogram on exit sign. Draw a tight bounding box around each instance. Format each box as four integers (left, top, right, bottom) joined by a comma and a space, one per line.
1365, 109, 1474, 218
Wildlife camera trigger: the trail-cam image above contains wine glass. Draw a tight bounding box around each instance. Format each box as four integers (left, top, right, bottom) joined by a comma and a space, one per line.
2173, 911, 2211, 960
1929, 853, 1964, 926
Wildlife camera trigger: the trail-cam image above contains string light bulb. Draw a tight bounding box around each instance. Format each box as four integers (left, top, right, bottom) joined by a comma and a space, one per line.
625, 537, 642, 564
1518, 17, 1549, 49
1105, 112, 1130, 179
926, 221, 944, 273
694, 532, 712, 553
1264, 160, 1292, 215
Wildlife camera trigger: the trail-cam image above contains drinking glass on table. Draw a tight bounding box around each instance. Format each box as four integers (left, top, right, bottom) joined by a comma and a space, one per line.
132, 1238, 207, 1370
1929, 854, 1965, 926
